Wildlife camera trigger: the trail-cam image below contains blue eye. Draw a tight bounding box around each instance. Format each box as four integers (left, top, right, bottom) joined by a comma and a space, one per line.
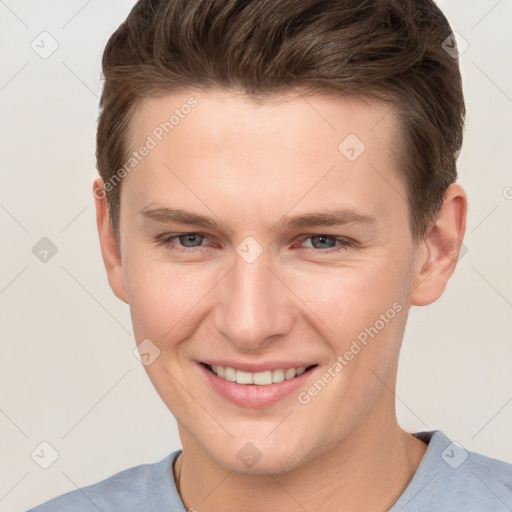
175, 233, 205, 248
157, 233, 208, 251
298, 235, 353, 253
155, 233, 353, 254
302, 235, 338, 250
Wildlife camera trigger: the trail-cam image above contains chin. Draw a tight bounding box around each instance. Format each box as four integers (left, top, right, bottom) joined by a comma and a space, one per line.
199, 430, 316, 476
217, 449, 305, 476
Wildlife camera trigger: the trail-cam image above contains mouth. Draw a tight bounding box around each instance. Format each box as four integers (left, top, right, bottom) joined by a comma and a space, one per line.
199, 362, 319, 409
202, 363, 318, 385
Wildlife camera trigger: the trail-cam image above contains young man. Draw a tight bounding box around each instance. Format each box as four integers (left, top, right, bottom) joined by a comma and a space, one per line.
28, 0, 512, 510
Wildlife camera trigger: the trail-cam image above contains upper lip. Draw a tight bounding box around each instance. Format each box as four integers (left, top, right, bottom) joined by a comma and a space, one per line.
200, 360, 317, 373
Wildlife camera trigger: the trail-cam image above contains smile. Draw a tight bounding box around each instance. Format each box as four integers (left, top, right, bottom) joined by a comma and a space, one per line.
206, 364, 313, 385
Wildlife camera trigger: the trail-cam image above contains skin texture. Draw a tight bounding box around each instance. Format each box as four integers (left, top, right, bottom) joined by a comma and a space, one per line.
94, 89, 467, 512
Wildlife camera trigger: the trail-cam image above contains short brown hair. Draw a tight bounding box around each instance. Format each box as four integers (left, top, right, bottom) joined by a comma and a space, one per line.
96, 0, 465, 243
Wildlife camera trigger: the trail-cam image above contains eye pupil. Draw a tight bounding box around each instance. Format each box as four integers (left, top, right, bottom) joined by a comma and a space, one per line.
179, 234, 203, 247
311, 235, 336, 249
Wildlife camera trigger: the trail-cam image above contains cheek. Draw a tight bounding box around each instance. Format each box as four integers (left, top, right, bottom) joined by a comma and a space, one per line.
288, 256, 408, 338
125, 255, 216, 343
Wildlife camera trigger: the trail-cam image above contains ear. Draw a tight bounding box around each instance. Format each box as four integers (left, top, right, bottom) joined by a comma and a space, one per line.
409, 183, 467, 306
93, 177, 128, 303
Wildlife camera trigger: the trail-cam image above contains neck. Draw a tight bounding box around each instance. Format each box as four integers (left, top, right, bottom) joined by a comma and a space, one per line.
173, 393, 428, 512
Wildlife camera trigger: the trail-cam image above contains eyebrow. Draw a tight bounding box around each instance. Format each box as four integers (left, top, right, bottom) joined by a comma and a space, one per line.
278, 209, 376, 229
139, 206, 376, 231
140, 206, 222, 230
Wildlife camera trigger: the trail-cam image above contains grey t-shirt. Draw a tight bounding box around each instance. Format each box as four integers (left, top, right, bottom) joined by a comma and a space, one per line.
26, 430, 512, 511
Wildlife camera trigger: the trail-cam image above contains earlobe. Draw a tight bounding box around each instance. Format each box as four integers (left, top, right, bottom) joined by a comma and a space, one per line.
93, 177, 128, 304
409, 183, 467, 306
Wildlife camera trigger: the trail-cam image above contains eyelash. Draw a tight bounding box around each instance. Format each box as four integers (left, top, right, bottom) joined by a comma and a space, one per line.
154, 233, 353, 254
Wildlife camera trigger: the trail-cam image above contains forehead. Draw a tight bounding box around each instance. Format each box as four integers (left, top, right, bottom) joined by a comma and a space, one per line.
128, 88, 396, 154
122, 88, 408, 229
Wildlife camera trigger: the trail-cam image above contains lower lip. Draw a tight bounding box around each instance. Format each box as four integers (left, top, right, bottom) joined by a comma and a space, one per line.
199, 363, 317, 409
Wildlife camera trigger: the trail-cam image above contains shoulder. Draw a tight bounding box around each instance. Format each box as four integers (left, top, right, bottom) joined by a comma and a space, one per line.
430, 431, 512, 495
468, 447, 512, 490
393, 430, 512, 511
453, 446, 512, 508
25, 452, 179, 512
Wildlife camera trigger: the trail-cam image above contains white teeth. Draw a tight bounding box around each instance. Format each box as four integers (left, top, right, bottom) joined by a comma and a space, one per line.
284, 368, 296, 379
272, 368, 285, 383
253, 370, 272, 385
236, 370, 253, 384
224, 367, 236, 382
208, 364, 309, 385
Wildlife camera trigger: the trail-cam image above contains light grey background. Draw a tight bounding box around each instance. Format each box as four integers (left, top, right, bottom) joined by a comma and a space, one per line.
1, 1, 511, 510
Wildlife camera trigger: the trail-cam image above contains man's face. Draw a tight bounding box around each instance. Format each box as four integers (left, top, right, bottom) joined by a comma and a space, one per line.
116, 89, 421, 473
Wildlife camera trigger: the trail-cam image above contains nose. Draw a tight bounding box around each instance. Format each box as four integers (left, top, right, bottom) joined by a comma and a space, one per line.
213, 247, 294, 351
